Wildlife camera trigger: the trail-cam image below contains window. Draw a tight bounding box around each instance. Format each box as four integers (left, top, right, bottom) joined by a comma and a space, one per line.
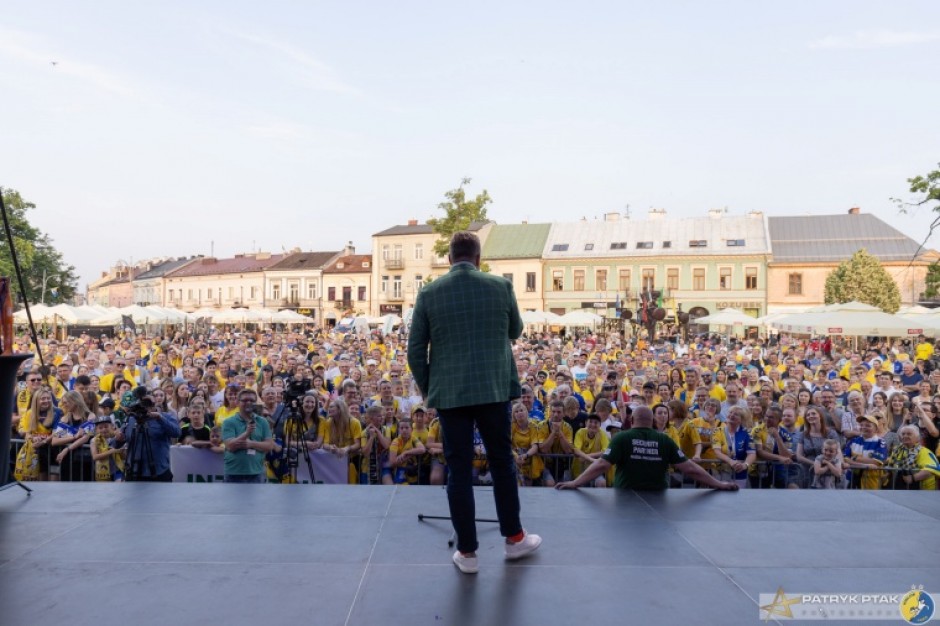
636, 241, 653, 249
381, 275, 388, 293
726, 239, 745, 247
552, 270, 564, 291
584, 243, 594, 251
250, 286, 257, 300
745, 267, 757, 290
307, 283, 317, 300
358, 286, 366, 301
610, 242, 628, 250
415, 275, 423, 290
689, 240, 707, 248
393, 244, 402, 260
288, 282, 299, 301
228, 287, 234, 299
642, 268, 655, 291
382, 244, 390, 260
788, 273, 803, 295
187, 289, 193, 301
551, 244, 569, 252
414, 243, 424, 260
662, 241, 672, 249
693, 268, 705, 291
719, 267, 732, 290
596, 269, 607, 291
618, 269, 631, 292
526, 272, 536, 292
573, 270, 585, 291
502, 273, 514, 285
667, 268, 679, 291
393, 275, 402, 298
207, 288, 212, 298
328, 287, 336, 301
272, 283, 281, 300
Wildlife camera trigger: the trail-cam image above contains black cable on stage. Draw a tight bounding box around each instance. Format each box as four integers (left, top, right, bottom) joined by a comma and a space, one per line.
0, 187, 45, 369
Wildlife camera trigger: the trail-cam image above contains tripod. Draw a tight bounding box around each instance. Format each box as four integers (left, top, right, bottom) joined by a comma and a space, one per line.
281, 402, 316, 484
125, 413, 156, 482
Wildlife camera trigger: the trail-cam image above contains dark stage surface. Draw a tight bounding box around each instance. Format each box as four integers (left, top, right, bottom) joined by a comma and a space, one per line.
1, 484, 939, 626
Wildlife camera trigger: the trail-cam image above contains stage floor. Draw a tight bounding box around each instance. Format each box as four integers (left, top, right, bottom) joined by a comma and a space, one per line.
1, 484, 939, 626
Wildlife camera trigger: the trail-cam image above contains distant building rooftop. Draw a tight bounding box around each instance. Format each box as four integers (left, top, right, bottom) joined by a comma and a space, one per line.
324, 254, 372, 274
166, 253, 285, 278
768, 212, 927, 262
482, 223, 552, 260
134, 257, 200, 281
266, 251, 341, 272
373, 220, 489, 237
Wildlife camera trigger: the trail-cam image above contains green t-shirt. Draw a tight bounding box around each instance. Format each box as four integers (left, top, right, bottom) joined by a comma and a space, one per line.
602, 427, 686, 490
222, 412, 272, 477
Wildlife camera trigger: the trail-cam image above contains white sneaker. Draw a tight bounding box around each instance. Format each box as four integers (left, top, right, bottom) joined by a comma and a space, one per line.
452, 551, 479, 574
504, 531, 542, 561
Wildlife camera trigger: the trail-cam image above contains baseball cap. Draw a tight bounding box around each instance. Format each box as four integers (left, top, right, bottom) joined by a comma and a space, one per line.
605, 420, 623, 431
99, 397, 116, 409
856, 414, 880, 425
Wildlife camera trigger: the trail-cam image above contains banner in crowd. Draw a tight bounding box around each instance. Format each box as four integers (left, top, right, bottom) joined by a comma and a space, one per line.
170, 446, 349, 484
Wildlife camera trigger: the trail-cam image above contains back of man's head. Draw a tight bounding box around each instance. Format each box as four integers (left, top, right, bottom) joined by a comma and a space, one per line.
449, 231, 481, 263
632, 406, 653, 427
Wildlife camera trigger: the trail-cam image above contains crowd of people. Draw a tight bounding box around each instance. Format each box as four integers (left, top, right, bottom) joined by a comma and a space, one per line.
8, 325, 940, 489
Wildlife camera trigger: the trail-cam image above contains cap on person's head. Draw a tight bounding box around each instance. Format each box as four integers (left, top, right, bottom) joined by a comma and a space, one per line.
93, 414, 113, 426
759, 376, 771, 383
857, 414, 879, 425
366, 359, 378, 366
313, 363, 325, 370
99, 397, 115, 409
411, 405, 426, 416
605, 420, 623, 432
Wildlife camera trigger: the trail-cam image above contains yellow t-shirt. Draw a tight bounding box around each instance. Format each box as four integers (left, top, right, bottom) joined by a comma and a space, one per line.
214, 405, 240, 429
708, 385, 727, 402
572, 428, 609, 477
689, 417, 728, 461
389, 434, 421, 484
322, 416, 363, 448
535, 420, 573, 454
915, 342, 935, 363
511, 419, 541, 480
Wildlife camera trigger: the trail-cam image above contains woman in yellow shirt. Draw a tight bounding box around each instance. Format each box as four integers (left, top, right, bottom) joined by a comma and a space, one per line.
17, 388, 60, 481
320, 398, 362, 484
214, 385, 241, 428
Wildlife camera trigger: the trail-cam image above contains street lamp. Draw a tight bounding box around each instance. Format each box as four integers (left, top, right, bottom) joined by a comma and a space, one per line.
40, 269, 57, 304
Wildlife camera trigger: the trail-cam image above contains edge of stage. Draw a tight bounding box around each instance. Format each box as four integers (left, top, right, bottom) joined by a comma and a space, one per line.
2, 483, 939, 626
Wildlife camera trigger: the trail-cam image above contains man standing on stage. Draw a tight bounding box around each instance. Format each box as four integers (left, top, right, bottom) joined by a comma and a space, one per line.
408, 231, 541, 574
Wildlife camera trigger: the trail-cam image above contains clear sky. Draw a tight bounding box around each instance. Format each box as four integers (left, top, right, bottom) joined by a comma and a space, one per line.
2, 1, 939, 289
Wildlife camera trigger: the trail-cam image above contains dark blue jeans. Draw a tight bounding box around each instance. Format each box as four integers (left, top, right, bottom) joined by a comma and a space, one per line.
438, 401, 522, 554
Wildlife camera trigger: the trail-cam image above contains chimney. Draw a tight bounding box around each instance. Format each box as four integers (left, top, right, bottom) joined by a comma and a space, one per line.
648, 208, 666, 220
344, 241, 355, 256
708, 208, 726, 219
748, 210, 763, 218
604, 212, 620, 222
407, 219, 418, 226
848, 207, 860, 215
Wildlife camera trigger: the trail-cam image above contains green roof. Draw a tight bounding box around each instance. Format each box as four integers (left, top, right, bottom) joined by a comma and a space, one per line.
482, 223, 552, 260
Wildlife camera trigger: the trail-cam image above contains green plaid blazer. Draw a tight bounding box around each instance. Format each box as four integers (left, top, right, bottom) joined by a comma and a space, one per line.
407, 262, 523, 410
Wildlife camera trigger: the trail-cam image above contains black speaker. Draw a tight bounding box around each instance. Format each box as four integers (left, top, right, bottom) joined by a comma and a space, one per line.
1, 354, 33, 486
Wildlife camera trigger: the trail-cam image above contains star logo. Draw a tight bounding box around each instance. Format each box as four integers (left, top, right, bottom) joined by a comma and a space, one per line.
761, 587, 802, 621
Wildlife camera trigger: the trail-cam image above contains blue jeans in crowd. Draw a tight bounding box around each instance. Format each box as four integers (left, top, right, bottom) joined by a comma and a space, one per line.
438, 401, 522, 554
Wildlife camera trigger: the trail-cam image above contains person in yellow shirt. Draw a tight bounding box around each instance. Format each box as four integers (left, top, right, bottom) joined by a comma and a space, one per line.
321, 398, 363, 484
214, 385, 242, 428
689, 398, 734, 479
389, 419, 426, 485
700, 370, 727, 402
510, 401, 542, 486
915, 335, 935, 364
16, 371, 44, 417
572, 414, 609, 486
536, 399, 574, 487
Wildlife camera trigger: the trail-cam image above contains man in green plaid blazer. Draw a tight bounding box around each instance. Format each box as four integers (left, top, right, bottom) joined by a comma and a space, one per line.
407, 231, 540, 574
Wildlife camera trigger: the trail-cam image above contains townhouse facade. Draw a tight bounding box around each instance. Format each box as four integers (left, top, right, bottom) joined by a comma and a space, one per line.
481, 223, 552, 313
264, 249, 343, 322
322, 253, 372, 322
133, 257, 201, 306
541, 209, 771, 321
369, 220, 492, 316
766, 209, 940, 313
163, 253, 286, 312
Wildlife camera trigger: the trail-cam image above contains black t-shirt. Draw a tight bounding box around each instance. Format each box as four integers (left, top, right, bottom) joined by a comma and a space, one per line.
565, 411, 589, 436
180, 424, 212, 442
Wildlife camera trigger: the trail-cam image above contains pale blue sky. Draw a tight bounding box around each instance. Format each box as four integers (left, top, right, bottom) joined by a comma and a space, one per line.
2, 1, 939, 288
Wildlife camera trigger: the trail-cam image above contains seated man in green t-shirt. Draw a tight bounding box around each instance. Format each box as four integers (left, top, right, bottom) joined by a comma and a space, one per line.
555, 406, 738, 492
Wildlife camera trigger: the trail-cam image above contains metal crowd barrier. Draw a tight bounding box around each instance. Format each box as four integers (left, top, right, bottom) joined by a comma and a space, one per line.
8, 438, 935, 489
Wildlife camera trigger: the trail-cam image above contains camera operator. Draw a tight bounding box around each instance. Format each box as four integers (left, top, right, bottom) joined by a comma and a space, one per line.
117, 386, 181, 482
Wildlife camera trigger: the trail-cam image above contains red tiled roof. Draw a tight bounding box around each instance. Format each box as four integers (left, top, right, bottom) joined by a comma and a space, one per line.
323, 254, 372, 274
165, 254, 286, 278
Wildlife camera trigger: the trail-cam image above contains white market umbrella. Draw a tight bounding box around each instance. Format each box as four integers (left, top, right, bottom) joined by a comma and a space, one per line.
521, 310, 561, 324
13, 304, 53, 324
557, 310, 603, 327
691, 307, 757, 326
771, 301, 927, 337
897, 305, 934, 317
272, 309, 312, 323
46, 304, 100, 324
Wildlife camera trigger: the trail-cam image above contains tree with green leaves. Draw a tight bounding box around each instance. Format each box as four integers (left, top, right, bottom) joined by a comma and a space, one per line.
824, 248, 901, 313
0, 188, 78, 304
924, 261, 940, 299
893, 162, 940, 252
426, 178, 492, 258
